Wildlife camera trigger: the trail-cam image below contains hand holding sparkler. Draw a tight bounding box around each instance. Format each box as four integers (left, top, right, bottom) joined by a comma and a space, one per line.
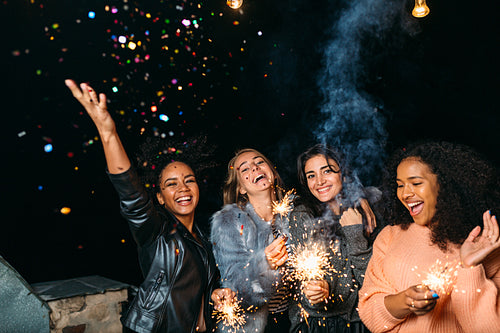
211, 288, 246, 331
265, 236, 288, 269
384, 284, 439, 319
460, 210, 500, 268
303, 280, 330, 305
211, 288, 237, 311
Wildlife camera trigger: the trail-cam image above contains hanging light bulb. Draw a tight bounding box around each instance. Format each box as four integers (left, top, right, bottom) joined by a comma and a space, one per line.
227, 0, 243, 9
412, 0, 430, 18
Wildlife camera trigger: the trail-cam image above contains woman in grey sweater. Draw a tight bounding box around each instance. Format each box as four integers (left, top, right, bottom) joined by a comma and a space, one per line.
288, 144, 378, 333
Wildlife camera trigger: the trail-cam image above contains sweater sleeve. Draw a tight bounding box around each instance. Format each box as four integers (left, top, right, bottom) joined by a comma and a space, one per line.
358, 226, 406, 332
326, 224, 372, 320
341, 224, 372, 285
210, 205, 279, 307
450, 250, 500, 333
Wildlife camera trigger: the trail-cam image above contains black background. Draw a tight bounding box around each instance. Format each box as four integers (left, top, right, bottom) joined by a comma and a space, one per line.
1, 0, 498, 286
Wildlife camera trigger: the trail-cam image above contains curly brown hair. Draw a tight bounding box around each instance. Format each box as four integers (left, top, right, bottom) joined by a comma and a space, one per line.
382, 141, 499, 250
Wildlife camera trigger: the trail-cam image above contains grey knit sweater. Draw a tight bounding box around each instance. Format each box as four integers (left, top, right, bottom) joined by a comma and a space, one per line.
287, 204, 372, 328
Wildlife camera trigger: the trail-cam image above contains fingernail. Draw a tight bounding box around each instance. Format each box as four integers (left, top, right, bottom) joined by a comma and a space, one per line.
432, 293, 439, 298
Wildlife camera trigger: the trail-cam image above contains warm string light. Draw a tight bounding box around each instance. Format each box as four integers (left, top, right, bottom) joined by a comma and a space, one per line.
412, 0, 430, 18
213, 297, 246, 332
272, 189, 296, 218
226, 0, 243, 10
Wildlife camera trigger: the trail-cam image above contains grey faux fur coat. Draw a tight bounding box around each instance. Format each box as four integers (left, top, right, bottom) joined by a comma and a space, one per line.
210, 202, 289, 332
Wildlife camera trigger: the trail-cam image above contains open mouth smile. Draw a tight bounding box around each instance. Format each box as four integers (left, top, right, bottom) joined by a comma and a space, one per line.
407, 201, 424, 216
253, 174, 266, 183
175, 196, 193, 205
317, 186, 332, 193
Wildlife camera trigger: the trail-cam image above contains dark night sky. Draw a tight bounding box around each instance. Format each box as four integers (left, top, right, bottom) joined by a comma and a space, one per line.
1, 0, 498, 286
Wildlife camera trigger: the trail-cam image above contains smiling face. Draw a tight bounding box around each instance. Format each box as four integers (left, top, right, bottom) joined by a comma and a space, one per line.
304, 155, 343, 204
396, 158, 439, 226
156, 162, 199, 224
235, 151, 275, 197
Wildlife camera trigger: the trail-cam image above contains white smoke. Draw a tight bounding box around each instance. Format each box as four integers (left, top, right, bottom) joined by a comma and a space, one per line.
317, 0, 412, 192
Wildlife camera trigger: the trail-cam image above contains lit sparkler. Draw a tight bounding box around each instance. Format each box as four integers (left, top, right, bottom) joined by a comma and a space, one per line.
288, 242, 332, 282
214, 297, 246, 332
272, 189, 296, 217
417, 259, 459, 295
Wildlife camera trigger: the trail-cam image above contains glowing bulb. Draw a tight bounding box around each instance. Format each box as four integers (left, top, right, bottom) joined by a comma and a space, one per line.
60, 207, 71, 215
227, 0, 243, 9
412, 0, 430, 18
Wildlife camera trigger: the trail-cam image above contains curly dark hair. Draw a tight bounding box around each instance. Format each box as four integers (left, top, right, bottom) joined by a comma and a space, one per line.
134, 135, 216, 206
296, 143, 366, 217
382, 141, 500, 250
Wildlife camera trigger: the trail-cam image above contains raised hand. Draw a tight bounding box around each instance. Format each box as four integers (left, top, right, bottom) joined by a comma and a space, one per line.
265, 236, 288, 269
65, 79, 130, 173
65, 79, 116, 137
339, 207, 363, 227
460, 211, 500, 268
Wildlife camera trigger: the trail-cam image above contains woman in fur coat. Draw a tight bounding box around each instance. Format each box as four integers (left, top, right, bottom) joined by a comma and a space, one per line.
210, 148, 290, 332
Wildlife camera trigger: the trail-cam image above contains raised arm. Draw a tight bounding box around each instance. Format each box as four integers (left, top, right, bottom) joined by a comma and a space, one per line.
65, 79, 130, 174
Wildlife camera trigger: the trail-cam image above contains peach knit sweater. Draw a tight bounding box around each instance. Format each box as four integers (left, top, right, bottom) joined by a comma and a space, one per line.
358, 223, 500, 333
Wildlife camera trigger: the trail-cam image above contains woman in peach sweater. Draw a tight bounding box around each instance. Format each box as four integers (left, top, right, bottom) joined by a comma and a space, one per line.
358, 141, 500, 332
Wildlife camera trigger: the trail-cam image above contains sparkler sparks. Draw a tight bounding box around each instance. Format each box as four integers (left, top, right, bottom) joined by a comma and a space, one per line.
288, 242, 332, 282
272, 189, 295, 217
214, 297, 246, 332
416, 259, 459, 295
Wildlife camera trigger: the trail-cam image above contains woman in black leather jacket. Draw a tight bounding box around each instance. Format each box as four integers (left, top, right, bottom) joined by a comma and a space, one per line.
66, 79, 230, 333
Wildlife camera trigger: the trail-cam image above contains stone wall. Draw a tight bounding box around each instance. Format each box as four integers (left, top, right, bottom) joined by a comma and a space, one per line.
47, 289, 127, 333
31, 275, 130, 333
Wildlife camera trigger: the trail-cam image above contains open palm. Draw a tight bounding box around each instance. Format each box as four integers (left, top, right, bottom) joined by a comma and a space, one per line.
460, 211, 500, 268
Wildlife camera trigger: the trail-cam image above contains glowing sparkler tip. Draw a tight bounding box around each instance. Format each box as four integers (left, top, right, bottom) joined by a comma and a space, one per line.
272, 189, 296, 217
419, 259, 459, 295
288, 242, 331, 282
214, 298, 246, 331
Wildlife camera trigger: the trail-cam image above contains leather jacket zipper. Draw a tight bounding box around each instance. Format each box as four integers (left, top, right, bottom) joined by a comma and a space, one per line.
144, 271, 165, 309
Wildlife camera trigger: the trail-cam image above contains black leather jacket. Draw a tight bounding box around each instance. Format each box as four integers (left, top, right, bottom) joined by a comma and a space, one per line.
108, 168, 219, 333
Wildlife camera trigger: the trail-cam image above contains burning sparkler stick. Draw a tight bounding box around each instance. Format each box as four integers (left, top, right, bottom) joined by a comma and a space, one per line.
272, 189, 296, 218
416, 259, 459, 295
213, 297, 246, 332
288, 242, 332, 282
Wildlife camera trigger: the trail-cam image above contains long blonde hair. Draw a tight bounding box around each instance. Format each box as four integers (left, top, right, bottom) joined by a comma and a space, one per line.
223, 148, 285, 208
